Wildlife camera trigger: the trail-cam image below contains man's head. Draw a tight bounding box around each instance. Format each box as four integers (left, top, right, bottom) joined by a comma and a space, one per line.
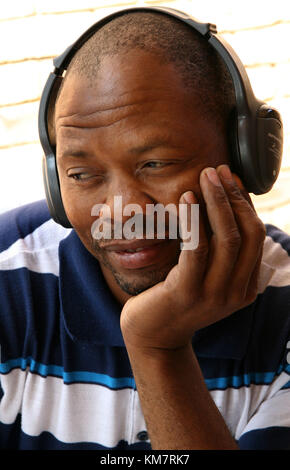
53, 11, 236, 301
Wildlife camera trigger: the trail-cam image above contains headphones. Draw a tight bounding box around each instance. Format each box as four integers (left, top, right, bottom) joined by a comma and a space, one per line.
38, 6, 283, 228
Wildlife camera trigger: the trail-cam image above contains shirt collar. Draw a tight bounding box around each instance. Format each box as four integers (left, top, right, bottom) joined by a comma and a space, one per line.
59, 230, 125, 348
59, 230, 269, 359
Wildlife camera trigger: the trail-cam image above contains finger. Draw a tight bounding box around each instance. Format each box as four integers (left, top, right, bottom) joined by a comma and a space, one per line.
217, 165, 257, 219
244, 246, 264, 304
226, 244, 263, 311
216, 164, 266, 299
199, 167, 241, 290
232, 172, 256, 213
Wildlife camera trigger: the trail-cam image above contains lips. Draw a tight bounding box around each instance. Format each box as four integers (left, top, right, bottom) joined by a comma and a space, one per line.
103, 238, 165, 252
102, 238, 173, 269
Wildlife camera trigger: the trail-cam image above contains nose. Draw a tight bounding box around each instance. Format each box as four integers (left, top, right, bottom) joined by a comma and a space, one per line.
91, 172, 156, 239
111, 170, 155, 212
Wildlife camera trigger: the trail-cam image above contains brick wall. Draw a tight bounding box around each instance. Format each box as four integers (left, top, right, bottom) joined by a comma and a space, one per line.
1, 0, 289, 232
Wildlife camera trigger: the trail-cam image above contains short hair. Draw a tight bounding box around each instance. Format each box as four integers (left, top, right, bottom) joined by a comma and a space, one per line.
56, 11, 236, 129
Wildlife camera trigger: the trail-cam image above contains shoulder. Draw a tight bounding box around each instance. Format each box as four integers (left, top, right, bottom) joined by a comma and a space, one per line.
0, 200, 51, 251
0, 200, 72, 275
247, 224, 290, 371
265, 224, 290, 255
258, 224, 290, 294
0, 201, 72, 357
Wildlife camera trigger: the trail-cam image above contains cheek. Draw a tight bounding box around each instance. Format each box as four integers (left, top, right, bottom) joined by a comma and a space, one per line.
160, 166, 204, 206
62, 190, 97, 255
59, 175, 96, 240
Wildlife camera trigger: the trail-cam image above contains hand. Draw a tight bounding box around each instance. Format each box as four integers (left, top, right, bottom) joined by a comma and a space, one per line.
120, 164, 266, 351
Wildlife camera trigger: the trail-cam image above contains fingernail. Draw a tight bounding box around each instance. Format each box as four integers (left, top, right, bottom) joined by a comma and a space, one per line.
204, 168, 222, 186
181, 190, 194, 204
218, 164, 233, 182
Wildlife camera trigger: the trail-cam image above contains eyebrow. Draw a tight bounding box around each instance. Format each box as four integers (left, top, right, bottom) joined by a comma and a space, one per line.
60, 137, 175, 159
128, 139, 173, 155
60, 149, 96, 158
60, 150, 90, 159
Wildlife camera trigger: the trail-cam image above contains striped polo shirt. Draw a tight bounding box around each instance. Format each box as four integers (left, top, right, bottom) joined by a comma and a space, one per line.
0, 200, 289, 450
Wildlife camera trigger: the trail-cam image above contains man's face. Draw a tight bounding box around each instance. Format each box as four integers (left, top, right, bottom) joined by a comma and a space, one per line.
55, 50, 230, 301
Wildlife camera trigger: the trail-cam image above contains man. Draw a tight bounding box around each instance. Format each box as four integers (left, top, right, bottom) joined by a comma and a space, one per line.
0, 9, 290, 450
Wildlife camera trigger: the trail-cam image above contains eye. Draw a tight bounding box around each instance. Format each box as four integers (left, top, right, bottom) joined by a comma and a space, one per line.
69, 173, 91, 181
143, 161, 168, 169
67, 171, 103, 184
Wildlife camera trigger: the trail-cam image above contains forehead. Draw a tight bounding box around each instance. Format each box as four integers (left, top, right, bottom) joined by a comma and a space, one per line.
54, 50, 199, 120
53, 49, 222, 158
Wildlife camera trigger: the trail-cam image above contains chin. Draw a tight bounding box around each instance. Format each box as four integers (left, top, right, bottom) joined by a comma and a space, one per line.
113, 271, 164, 296
111, 258, 179, 296
90, 237, 180, 295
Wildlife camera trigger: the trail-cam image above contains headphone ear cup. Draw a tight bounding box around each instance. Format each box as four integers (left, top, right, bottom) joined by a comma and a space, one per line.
39, 74, 71, 228
228, 106, 283, 195
256, 105, 283, 193
42, 154, 72, 228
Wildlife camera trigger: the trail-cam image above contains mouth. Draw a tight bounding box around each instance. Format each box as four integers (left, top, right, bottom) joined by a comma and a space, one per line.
102, 238, 175, 269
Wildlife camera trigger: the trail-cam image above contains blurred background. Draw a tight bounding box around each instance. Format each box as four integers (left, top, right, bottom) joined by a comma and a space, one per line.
0, 0, 289, 232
